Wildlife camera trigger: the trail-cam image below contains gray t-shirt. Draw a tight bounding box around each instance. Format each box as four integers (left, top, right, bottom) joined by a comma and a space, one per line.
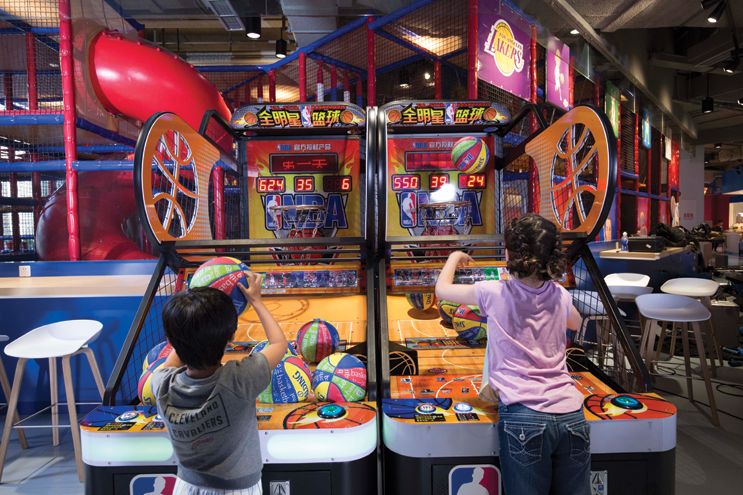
150, 353, 271, 490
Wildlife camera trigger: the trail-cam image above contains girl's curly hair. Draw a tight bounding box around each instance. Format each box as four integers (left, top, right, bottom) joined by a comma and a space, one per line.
505, 213, 566, 281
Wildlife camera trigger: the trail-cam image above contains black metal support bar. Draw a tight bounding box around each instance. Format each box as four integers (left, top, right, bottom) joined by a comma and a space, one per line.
164, 237, 367, 250
377, 260, 391, 399
365, 258, 377, 401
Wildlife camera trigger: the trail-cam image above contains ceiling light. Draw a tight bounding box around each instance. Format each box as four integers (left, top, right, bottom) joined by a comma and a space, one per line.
399, 69, 410, 88
276, 16, 287, 58
708, 1, 725, 22
738, 97, 743, 105
702, 96, 714, 113
424, 72, 431, 80
570, 29, 579, 35
701, 0, 719, 9
724, 58, 739, 73
244, 15, 261, 38
715, 143, 722, 149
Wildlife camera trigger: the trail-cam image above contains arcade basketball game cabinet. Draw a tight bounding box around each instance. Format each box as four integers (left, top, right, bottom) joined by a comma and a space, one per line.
377, 101, 677, 494
81, 102, 379, 495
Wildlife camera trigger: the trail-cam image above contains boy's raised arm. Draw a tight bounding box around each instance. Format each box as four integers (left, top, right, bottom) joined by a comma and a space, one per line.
239, 272, 288, 369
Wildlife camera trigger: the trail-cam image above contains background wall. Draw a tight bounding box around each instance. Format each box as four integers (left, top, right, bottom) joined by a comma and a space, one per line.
679, 145, 705, 230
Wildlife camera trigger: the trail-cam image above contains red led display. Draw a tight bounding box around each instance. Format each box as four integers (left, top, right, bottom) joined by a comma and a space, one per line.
270, 153, 338, 174
458, 174, 487, 189
295, 176, 315, 192
257, 177, 286, 193
323, 176, 352, 192
392, 174, 421, 191
404, 151, 458, 171
429, 174, 449, 190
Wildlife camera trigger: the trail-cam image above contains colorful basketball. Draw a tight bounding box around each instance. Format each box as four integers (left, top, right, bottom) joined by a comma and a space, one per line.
142, 341, 172, 371
406, 293, 436, 311
387, 109, 402, 123
296, 319, 340, 363
138, 356, 167, 406
451, 136, 489, 174
189, 257, 252, 316
250, 340, 298, 358
313, 353, 367, 402
258, 355, 312, 403
452, 304, 487, 342
437, 300, 460, 325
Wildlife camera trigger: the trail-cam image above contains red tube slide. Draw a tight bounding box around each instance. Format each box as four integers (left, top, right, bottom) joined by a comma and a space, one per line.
37, 30, 231, 260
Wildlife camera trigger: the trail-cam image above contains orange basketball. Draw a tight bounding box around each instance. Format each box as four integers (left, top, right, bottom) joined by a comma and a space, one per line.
387, 109, 401, 123
483, 108, 498, 121
244, 112, 258, 126
340, 110, 354, 124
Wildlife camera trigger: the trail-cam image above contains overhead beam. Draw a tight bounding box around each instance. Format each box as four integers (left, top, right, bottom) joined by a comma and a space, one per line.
682, 72, 743, 102
547, 0, 697, 138
650, 53, 739, 75
687, 29, 743, 68
696, 123, 743, 145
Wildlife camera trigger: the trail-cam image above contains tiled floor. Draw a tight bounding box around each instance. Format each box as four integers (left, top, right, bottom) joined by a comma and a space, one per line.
1, 365, 742, 494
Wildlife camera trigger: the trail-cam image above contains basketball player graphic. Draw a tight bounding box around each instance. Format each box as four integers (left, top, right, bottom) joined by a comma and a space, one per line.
143, 476, 169, 495
401, 193, 416, 228
266, 195, 281, 230
456, 467, 489, 495
554, 51, 567, 108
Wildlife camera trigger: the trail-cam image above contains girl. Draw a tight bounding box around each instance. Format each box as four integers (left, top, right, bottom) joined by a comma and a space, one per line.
435, 213, 589, 495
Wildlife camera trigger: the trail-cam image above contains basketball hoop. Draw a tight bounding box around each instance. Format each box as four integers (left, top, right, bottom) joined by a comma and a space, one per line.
419, 201, 472, 235
270, 204, 327, 260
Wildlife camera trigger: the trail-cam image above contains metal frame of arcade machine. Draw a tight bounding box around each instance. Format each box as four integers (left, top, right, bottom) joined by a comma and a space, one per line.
81, 103, 379, 495
376, 101, 676, 495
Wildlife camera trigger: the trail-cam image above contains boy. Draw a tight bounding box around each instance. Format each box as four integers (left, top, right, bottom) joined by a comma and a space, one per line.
151, 271, 287, 494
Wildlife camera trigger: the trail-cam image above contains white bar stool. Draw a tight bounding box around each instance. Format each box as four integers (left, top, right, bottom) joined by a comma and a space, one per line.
0, 320, 105, 483
0, 336, 27, 451
571, 290, 626, 372
604, 273, 650, 287
636, 294, 719, 425
660, 278, 723, 375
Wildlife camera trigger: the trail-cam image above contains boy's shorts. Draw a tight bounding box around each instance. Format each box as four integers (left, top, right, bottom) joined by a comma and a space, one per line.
173, 477, 263, 495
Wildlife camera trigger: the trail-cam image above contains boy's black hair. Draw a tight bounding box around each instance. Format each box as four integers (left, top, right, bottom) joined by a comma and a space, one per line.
162, 287, 237, 370
504, 213, 566, 281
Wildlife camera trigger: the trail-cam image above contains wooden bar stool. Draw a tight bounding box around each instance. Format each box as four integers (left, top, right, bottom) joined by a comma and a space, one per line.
636, 294, 719, 426
0, 336, 27, 451
661, 278, 723, 376
0, 321, 105, 483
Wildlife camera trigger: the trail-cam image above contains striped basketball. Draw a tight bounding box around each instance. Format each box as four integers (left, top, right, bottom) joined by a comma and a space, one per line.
406, 293, 436, 311
437, 300, 460, 325
189, 257, 252, 316
296, 319, 340, 363
138, 356, 167, 406
142, 341, 172, 371
250, 340, 298, 358
451, 136, 489, 174
258, 355, 312, 403
452, 304, 487, 342
313, 353, 367, 402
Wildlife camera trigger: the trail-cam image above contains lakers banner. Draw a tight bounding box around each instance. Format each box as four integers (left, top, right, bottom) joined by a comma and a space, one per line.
478, 1, 532, 100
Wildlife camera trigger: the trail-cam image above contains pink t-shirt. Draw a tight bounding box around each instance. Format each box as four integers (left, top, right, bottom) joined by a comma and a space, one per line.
474, 278, 584, 413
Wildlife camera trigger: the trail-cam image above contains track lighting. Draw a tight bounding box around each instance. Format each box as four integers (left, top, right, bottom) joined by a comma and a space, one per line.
702, 97, 714, 113
708, 1, 725, 23
701, 0, 718, 9
244, 15, 261, 38
276, 18, 287, 58
724, 58, 739, 73
738, 97, 743, 105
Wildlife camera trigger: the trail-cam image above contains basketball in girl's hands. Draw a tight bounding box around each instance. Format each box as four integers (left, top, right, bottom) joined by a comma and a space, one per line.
437, 300, 460, 325
406, 293, 436, 311
138, 356, 167, 406
189, 257, 252, 316
313, 353, 367, 402
142, 341, 173, 371
296, 319, 340, 363
258, 355, 312, 403
452, 305, 487, 342
451, 136, 489, 174
251, 340, 298, 358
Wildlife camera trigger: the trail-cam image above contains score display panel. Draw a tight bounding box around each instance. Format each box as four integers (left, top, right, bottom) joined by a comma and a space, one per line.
386, 136, 496, 238
246, 137, 362, 254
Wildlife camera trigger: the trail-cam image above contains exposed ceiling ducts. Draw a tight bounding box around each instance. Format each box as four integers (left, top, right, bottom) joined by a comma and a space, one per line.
279, 0, 339, 47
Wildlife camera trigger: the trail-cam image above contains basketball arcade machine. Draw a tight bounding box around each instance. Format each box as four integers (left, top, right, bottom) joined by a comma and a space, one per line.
377, 101, 677, 494
81, 102, 378, 495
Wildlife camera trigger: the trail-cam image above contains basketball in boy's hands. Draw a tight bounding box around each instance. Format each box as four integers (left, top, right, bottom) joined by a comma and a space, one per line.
189, 257, 252, 316
251, 340, 298, 358
138, 356, 167, 405
437, 300, 459, 325
453, 305, 487, 342
451, 136, 489, 174
406, 292, 436, 311
296, 319, 340, 363
258, 355, 312, 403
313, 353, 366, 402
142, 341, 172, 371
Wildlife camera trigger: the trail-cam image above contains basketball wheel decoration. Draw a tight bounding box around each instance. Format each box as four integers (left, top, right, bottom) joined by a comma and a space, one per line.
406, 293, 436, 311
451, 136, 489, 174
313, 353, 367, 402
189, 257, 252, 316
258, 355, 313, 403
524, 105, 617, 240
296, 319, 340, 363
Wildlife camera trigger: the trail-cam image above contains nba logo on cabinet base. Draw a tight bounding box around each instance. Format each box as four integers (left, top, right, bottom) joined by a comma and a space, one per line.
130, 474, 176, 495
449, 465, 500, 495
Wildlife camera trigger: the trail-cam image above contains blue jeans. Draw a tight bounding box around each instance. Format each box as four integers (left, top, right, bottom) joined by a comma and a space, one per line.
498, 402, 591, 495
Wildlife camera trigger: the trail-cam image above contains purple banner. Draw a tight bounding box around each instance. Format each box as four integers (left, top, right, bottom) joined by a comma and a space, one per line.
546, 34, 570, 110
478, 1, 532, 100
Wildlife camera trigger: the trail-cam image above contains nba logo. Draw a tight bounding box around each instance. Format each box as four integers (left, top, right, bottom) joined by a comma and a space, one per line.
265, 194, 282, 230
301, 106, 312, 126
130, 474, 176, 495
445, 103, 456, 124
400, 192, 417, 228
449, 465, 500, 495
